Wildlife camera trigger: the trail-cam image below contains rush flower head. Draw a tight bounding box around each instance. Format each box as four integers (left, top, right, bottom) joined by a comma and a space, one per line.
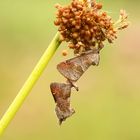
54, 0, 129, 55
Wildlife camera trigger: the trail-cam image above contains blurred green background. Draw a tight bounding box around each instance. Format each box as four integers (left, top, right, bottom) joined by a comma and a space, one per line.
0, 0, 140, 140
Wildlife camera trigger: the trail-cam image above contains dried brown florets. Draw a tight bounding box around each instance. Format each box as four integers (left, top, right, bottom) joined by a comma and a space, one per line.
54, 0, 129, 55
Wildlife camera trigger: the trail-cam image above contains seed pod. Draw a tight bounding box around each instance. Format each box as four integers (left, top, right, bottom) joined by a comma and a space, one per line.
54, 20, 61, 26
57, 50, 100, 84
62, 50, 68, 56
72, 32, 79, 39
50, 82, 75, 125
96, 3, 102, 9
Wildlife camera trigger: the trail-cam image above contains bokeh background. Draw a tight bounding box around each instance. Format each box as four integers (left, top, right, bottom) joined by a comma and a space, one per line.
0, 0, 140, 140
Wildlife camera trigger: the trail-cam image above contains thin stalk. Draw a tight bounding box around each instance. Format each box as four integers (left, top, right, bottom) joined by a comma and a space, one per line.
0, 32, 61, 136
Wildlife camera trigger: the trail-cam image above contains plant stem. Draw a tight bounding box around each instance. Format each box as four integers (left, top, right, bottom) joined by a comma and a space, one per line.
0, 32, 61, 136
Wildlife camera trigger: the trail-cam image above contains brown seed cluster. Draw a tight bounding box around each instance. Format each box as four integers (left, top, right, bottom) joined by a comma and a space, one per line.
54, 0, 129, 55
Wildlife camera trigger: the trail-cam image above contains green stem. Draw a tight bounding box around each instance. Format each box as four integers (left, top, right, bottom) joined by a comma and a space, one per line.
0, 32, 61, 136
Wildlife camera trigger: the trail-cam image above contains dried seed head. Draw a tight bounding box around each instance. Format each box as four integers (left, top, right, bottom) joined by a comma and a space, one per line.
54, 0, 129, 55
